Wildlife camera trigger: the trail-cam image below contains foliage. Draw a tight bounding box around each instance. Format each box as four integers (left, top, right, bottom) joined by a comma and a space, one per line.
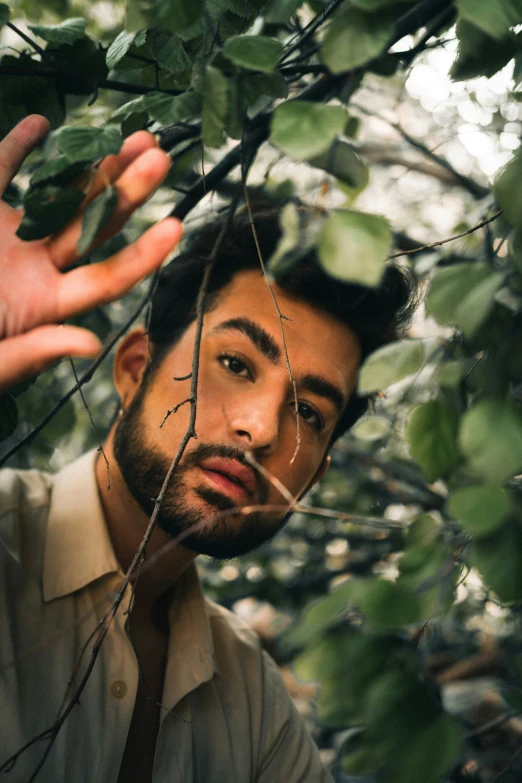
3, 0, 522, 780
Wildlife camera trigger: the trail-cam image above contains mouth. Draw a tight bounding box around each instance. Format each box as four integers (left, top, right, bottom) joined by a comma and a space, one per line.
198, 458, 257, 505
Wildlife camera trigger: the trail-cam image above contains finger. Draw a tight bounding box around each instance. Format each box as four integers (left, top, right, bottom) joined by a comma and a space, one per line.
0, 115, 50, 197
55, 217, 183, 320
48, 147, 172, 269
71, 130, 159, 207
0, 325, 101, 394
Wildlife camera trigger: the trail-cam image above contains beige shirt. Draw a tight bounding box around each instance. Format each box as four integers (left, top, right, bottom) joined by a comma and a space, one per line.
0, 451, 331, 783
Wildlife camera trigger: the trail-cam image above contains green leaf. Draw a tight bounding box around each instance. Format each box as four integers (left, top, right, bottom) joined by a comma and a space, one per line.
459, 400, 522, 483
17, 186, 85, 241
145, 91, 202, 125
456, 0, 522, 41
0, 4, 10, 28
321, 7, 394, 73
318, 209, 392, 287
126, 0, 204, 33
281, 580, 354, 649
358, 339, 425, 394
347, 578, 422, 629
426, 262, 503, 338
106, 31, 136, 70
121, 111, 148, 138
309, 139, 369, 190
470, 517, 522, 602
351, 0, 396, 8
351, 415, 391, 441
364, 671, 462, 783
265, 0, 304, 23
270, 101, 347, 161
450, 21, 519, 81
155, 0, 205, 33
77, 186, 118, 255
28, 18, 88, 44
224, 35, 283, 72
30, 156, 88, 188
406, 399, 459, 482
448, 486, 511, 536
202, 66, 229, 148
267, 202, 301, 274
113, 91, 202, 125
58, 126, 123, 162
0, 395, 18, 442
146, 30, 192, 73
294, 631, 398, 726
111, 96, 148, 120
494, 150, 522, 230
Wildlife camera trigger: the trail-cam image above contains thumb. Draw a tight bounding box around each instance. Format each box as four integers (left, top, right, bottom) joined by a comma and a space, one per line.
0, 325, 101, 393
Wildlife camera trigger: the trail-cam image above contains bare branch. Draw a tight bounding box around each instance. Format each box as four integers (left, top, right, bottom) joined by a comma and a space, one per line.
388, 211, 503, 259
160, 396, 194, 428
69, 359, 110, 490
7, 22, 45, 56
5, 195, 245, 779
0, 63, 183, 97
241, 183, 301, 463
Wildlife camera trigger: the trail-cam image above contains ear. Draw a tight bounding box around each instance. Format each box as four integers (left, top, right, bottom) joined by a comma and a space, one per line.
113, 327, 150, 404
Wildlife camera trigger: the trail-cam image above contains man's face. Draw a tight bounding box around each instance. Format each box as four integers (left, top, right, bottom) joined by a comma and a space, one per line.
113, 269, 361, 558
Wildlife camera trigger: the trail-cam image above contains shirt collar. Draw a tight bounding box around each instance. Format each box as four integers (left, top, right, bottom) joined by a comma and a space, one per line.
43, 450, 216, 702
43, 450, 121, 602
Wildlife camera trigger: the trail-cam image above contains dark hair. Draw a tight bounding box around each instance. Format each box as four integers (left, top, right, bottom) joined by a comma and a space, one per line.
148, 203, 418, 443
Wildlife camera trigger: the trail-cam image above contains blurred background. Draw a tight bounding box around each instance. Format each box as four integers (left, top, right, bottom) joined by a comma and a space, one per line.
3, 1, 522, 780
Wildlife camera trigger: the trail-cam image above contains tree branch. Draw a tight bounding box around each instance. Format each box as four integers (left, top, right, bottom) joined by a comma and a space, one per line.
7, 22, 45, 56
388, 210, 502, 259
0, 64, 183, 97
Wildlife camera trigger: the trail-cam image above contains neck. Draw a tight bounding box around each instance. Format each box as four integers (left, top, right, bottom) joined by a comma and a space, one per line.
95, 429, 197, 616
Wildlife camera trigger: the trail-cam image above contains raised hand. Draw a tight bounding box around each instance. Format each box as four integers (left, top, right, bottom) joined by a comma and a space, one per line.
0, 115, 182, 393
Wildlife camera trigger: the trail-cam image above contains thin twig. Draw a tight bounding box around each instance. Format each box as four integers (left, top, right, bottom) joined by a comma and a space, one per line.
277, 0, 345, 65
241, 183, 301, 464
7, 22, 45, 56
0, 493, 400, 678
8, 203, 240, 781
352, 102, 489, 200
388, 211, 503, 259
69, 359, 110, 490
160, 397, 194, 428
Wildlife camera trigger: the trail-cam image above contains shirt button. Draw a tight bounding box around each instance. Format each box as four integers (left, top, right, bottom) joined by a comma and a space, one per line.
111, 680, 127, 699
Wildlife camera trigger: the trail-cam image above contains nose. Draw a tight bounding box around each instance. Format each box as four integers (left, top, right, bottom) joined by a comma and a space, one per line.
225, 388, 283, 454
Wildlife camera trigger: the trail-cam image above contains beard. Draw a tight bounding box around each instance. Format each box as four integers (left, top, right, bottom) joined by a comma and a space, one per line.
113, 381, 290, 559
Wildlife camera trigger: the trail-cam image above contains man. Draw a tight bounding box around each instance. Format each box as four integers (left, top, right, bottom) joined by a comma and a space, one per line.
0, 116, 415, 782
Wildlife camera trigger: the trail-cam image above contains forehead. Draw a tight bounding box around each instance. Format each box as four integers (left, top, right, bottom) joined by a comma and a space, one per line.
206, 269, 361, 397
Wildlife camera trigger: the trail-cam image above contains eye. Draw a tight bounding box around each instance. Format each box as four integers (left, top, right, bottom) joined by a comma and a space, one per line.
218, 353, 253, 379
295, 401, 324, 432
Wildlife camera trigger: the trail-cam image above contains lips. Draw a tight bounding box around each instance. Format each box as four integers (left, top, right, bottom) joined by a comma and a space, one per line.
198, 457, 257, 501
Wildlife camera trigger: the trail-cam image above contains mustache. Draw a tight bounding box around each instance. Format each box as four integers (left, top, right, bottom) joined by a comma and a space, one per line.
183, 442, 270, 504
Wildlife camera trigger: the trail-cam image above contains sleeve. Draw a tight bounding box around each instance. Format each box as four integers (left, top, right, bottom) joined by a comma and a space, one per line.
256, 651, 334, 783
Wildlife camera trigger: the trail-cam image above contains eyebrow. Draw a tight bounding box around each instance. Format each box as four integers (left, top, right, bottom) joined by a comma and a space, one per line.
300, 374, 346, 418
212, 316, 347, 417
212, 317, 281, 363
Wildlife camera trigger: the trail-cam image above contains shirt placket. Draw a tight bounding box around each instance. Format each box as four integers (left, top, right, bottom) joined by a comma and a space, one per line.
93, 577, 139, 783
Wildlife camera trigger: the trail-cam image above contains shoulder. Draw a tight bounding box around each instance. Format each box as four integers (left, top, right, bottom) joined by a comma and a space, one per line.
205, 597, 289, 702
0, 465, 53, 516
205, 597, 264, 659
0, 466, 53, 566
